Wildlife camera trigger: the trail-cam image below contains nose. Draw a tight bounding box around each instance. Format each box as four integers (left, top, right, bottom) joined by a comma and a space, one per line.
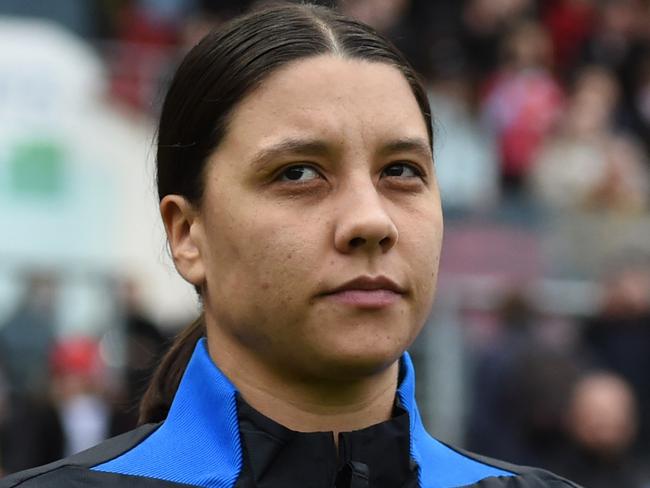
333, 182, 398, 255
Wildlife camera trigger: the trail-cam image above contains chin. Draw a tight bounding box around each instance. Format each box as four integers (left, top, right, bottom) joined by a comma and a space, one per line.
307, 339, 409, 381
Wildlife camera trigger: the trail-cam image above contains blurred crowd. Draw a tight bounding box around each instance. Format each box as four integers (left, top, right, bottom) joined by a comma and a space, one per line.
0, 272, 170, 475
464, 253, 650, 487
3, 0, 648, 210
1, 0, 650, 486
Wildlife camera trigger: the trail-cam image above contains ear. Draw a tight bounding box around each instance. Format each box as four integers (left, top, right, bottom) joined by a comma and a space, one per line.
160, 195, 206, 287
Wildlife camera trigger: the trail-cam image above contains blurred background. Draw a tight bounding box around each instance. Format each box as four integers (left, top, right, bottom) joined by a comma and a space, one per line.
0, 0, 649, 486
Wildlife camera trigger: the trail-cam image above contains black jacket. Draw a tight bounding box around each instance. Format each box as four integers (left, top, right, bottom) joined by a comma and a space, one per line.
1, 339, 580, 487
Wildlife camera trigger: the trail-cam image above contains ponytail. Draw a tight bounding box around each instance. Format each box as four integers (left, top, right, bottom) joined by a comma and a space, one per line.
138, 315, 205, 424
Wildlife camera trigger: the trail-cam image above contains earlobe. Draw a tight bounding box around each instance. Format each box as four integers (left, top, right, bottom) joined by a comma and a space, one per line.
160, 195, 206, 287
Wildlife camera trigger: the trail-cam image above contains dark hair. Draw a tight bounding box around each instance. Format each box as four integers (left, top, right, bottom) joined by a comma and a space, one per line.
140, 2, 433, 424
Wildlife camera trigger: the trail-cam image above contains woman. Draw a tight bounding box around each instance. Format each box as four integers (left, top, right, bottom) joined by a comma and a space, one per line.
1, 3, 579, 487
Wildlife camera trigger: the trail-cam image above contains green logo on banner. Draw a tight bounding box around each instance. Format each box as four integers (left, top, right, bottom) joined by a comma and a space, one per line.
9, 140, 66, 199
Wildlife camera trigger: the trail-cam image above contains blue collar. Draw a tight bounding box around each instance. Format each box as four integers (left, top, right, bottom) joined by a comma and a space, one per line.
94, 338, 513, 487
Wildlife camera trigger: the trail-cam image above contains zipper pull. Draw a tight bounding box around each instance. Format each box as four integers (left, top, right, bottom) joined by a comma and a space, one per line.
348, 461, 369, 488
335, 461, 369, 488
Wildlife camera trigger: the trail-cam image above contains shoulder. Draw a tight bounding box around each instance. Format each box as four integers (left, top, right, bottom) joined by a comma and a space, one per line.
0, 465, 195, 487
411, 431, 581, 488
449, 447, 582, 488
0, 423, 185, 488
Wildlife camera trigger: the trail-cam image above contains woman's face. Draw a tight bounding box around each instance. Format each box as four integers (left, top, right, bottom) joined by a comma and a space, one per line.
188, 55, 442, 380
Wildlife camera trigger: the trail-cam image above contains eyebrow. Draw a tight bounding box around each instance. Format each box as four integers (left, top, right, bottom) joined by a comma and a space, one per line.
250, 136, 432, 171
250, 138, 331, 172
377, 137, 433, 162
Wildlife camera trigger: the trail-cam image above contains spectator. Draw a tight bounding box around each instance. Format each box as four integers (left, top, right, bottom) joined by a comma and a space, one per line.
582, 255, 650, 455
466, 290, 580, 468
49, 337, 110, 457
429, 71, 500, 211
542, 0, 597, 74
481, 20, 564, 194
530, 65, 649, 212
0, 272, 58, 397
461, 0, 535, 78
556, 372, 648, 487
109, 278, 168, 435
580, 0, 644, 72
625, 47, 650, 153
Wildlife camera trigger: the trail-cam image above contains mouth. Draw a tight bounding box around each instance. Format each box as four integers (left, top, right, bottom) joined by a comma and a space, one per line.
320, 276, 406, 309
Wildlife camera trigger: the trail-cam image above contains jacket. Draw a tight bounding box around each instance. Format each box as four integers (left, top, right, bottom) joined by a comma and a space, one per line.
0, 339, 580, 487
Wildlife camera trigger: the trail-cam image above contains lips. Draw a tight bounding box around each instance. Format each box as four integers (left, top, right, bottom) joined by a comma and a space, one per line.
325, 276, 405, 294
320, 276, 405, 308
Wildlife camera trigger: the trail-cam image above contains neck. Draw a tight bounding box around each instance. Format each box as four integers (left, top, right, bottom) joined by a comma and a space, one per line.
205, 330, 399, 439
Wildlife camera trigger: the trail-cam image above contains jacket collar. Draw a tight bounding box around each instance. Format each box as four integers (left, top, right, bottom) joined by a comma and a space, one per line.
94, 338, 515, 488
236, 383, 418, 487
171, 339, 419, 487
169, 338, 422, 433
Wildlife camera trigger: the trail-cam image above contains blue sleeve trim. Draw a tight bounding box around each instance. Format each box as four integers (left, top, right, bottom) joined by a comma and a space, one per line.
92, 339, 243, 488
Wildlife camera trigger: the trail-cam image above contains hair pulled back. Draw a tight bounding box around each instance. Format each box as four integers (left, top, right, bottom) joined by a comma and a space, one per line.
140, 2, 433, 424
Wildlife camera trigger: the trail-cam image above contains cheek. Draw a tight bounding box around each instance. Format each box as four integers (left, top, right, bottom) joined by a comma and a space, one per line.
206, 208, 323, 303
404, 207, 443, 299
207, 214, 327, 353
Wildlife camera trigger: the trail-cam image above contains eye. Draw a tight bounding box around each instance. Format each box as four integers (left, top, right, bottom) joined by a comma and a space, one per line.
278, 165, 320, 182
382, 162, 422, 179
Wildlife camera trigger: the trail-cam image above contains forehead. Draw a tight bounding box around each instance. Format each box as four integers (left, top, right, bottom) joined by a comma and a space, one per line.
220, 55, 429, 155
